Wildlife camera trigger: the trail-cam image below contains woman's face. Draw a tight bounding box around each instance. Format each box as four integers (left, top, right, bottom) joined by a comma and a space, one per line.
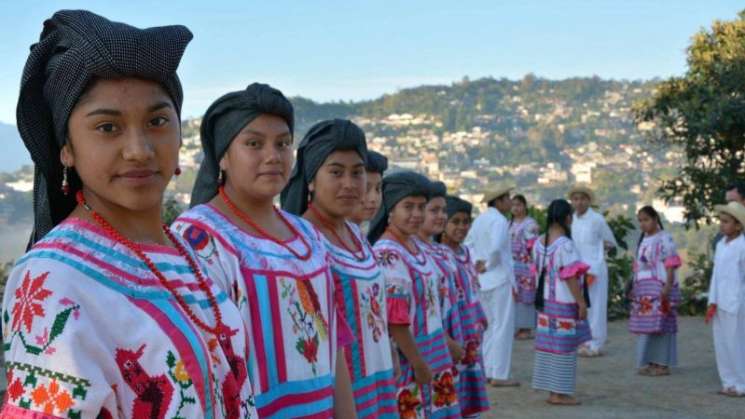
512, 198, 527, 218
310, 150, 366, 219
389, 196, 426, 236
444, 211, 471, 244
637, 211, 658, 235
351, 171, 383, 223
221, 114, 293, 203
420, 196, 447, 236
62, 78, 180, 214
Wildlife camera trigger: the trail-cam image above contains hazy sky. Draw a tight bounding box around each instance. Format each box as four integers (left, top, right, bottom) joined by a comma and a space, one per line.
0, 0, 743, 124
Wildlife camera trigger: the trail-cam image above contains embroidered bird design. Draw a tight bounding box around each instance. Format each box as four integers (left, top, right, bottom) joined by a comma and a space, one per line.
115, 344, 174, 419
215, 324, 248, 419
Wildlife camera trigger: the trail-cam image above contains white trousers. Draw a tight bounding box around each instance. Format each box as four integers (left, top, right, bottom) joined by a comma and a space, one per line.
479, 282, 515, 380
713, 307, 745, 393
583, 269, 608, 352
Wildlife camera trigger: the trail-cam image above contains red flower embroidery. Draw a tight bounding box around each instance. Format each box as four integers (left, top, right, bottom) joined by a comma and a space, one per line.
639, 297, 653, 315
397, 389, 421, 419
538, 316, 549, 327
298, 336, 319, 364
433, 371, 457, 407
7, 374, 24, 402
558, 320, 574, 331
12, 271, 52, 333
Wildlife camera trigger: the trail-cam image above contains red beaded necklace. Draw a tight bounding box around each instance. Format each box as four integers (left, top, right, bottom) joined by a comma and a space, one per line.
76, 191, 223, 336
307, 204, 366, 261
386, 227, 426, 265
218, 186, 312, 261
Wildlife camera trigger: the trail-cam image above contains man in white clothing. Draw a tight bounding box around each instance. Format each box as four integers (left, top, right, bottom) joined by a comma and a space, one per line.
708, 201, 745, 397
569, 184, 617, 357
465, 184, 520, 387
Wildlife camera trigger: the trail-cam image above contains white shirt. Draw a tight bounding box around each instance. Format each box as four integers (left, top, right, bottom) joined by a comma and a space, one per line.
571, 208, 617, 275
464, 207, 516, 291
709, 234, 745, 314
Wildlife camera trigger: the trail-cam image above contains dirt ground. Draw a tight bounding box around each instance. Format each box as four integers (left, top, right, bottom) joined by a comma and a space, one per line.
0, 317, 741, 418
484, 316, 743, 419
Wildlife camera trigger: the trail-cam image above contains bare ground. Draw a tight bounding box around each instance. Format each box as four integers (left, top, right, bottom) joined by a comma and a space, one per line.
484, 316, 743, 419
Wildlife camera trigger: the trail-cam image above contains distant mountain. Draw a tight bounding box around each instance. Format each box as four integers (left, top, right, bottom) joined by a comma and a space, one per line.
0, 122, 31, 172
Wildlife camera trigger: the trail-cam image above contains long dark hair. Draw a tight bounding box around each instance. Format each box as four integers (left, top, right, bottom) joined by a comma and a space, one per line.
636, 205, 664, 256
535, 199, 589, 310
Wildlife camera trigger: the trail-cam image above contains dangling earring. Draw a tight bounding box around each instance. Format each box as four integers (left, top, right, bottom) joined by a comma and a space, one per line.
218, 170, 225, 185
61, 166, 70, 196
174, 167, 182, 176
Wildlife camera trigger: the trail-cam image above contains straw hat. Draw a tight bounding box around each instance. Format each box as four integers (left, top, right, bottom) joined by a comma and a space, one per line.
715, 201, 745, 227
481, 183, 516, 204
568, 183, 596, 204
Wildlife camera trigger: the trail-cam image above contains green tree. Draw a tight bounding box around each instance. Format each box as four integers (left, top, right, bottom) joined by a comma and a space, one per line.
634, 10, 745, 226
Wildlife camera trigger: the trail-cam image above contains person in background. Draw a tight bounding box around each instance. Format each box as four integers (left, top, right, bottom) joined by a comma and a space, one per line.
532, 199, 591, 406
628, 206, 682, 377
349, 150, 387, 230
370, 171, 461, 418
712, 181, 745, 250
438, 195, 491, 418
706, 201, 745, 398
510, 194, 540, 340
465, 184, 520, 387
569, 184, 617, 357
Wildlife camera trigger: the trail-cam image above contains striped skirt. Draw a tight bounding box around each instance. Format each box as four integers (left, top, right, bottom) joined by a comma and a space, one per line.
532, 350, 578, 395
636, 333, 677, 368
515, 302, 536, 329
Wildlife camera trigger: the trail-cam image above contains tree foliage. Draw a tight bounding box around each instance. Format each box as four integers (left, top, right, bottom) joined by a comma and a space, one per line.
634, 10, 745, 226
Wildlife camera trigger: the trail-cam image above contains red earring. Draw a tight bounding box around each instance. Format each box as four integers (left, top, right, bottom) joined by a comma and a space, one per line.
174, 167, 182, 176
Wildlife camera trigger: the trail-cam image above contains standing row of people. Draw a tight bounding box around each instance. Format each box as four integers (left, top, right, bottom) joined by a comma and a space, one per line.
2, 10, 496, 418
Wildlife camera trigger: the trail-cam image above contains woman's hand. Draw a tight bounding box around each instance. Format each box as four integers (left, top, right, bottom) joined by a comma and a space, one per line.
412, 360, 433, 386
577, 302, 588, 320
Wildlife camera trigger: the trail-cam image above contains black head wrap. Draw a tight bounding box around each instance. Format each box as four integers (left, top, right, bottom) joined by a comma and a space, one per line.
280, 119, 367, 215
365, 150, 388, 174
428, 180, 447, 199
367, 171, 431, 244
445, 195, 473, 219
16, 9, 192, 246
190, 83, 294, 206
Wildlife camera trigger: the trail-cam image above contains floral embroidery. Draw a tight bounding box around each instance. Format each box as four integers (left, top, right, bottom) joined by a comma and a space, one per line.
115, 344, 174, 419
432, 370, 457, 407
4, 361, 90, 418
461, 340, 480, 366
282, 278, 329, 374
166, 351, 197, 419
360, 283, 385, 342
397, 386, 422, 419
12, 270, 52, 333
31, 379, 74, 415
4, 296, 81, 356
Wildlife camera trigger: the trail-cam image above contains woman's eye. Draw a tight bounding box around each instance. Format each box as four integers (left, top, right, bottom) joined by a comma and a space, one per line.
149, 116, 169, 127
277, 139, 292, 149
95, 123, 118, 134
246, 140, 261, 148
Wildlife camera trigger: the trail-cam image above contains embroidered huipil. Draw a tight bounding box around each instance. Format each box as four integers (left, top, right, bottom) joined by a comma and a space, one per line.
532, 237, 592, 354
325, 222, 398, 418
173, 204, 342, 418
1, 218, 256, 419
429, 242, 490, 417
629, 231, 682, 334
510, 217, 539, 304
374, 239, 460, 419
